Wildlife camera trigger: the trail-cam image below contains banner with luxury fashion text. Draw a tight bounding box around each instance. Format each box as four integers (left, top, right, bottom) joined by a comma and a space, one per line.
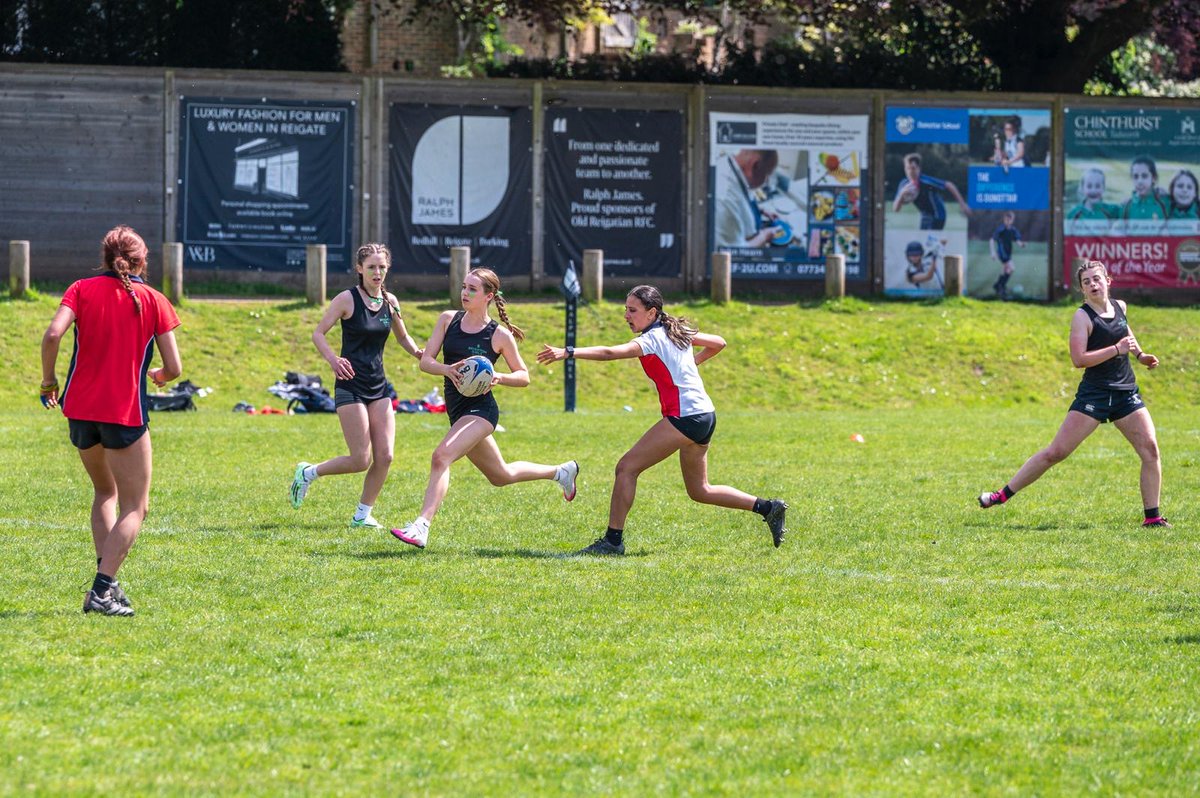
178, 97, 355, 272
1063, 106, 1200, 290
389, 103, 532, 276
708, 112, 870, 280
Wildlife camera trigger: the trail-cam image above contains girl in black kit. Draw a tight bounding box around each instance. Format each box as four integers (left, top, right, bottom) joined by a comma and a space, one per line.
979, 260, 1168, 526
291, 244, 423, 528
391, 268, 578, 549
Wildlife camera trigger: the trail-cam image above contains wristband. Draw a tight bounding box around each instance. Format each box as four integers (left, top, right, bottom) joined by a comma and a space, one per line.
566, 346, 575, 359
39, 381, 58, 394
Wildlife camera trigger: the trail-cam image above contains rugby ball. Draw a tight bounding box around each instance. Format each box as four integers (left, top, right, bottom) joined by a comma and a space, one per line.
454, 355, 494, 397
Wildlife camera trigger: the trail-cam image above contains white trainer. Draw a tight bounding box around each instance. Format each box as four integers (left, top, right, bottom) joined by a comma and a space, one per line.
390, 520, 429, 548
556, 460, 579, 502
350, 515, 383, 529
290, 462, 313, 509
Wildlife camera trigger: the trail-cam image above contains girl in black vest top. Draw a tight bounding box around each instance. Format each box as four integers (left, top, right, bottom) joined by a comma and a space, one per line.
290, 244, 423, 528
391, 268, 578, 549
978, 260, 1168, 527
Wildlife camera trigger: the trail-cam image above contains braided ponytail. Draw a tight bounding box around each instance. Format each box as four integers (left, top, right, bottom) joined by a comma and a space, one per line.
492, 292, 525, 341
101, 226, 147, 315
469, 267, 525, 341
116, 263, 143, 315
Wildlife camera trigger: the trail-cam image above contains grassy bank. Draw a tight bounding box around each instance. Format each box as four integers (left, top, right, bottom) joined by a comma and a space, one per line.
2, 293, 1198, 413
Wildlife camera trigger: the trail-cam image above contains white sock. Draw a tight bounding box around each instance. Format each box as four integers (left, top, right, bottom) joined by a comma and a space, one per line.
303, 465, 319, 481
354, 503, 373, 521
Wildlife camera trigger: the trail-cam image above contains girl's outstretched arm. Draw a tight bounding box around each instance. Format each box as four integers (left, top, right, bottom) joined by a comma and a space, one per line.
537, 340, 643, 364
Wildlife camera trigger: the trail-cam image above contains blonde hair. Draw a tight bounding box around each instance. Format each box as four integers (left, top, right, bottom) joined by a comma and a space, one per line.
468, 268, 525, 342
1075, 259, 1110, 288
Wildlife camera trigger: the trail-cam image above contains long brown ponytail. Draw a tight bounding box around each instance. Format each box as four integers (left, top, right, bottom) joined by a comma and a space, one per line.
470, 267, 525, 342
628, 284, 695, 349
101, 225, 147, 315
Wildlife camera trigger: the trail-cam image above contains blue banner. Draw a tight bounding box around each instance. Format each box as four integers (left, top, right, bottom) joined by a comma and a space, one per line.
968, 167, 1050, 210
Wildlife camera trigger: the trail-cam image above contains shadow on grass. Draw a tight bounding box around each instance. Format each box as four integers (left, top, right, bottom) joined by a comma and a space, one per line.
959, 518, 1092, 532
1166, 634, 1200, 645
311, 547, 422, 560
473, 547, 650, 560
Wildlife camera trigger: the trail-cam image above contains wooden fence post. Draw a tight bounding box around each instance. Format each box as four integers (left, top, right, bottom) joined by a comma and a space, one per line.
163, 242, 184, 305
582, 249, 603, 303
450, 246, 470, 309
306, 244, 327, 306
825, 254, 846, 299
943, 254, 964, 297
9, 240, 30, 298
711, 252, 731, 304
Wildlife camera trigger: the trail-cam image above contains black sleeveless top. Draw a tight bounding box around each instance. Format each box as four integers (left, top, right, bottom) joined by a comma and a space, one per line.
1080, 302, 1136, 391
442, 311, 499, 400
335, 287, 393, 398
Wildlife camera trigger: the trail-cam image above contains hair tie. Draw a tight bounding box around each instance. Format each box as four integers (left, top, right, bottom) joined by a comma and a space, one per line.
496, 290, 504, 298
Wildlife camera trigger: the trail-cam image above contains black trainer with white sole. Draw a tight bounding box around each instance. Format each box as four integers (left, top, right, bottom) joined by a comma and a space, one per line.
83, 588, 134, 617
764, 500, 788, 548
575, 537, 625, 556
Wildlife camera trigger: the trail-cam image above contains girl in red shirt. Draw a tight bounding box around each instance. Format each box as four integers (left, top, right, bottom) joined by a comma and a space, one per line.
40, 225, 182, 617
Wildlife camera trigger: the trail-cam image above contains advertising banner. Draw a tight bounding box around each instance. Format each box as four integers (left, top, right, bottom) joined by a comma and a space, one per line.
178, 97, 355, 272
389, 104, 532, 276
883, 106, 1052, 299
708, 112, 870, 280
543, 108, 683, 278
1063, 107, 1200, 289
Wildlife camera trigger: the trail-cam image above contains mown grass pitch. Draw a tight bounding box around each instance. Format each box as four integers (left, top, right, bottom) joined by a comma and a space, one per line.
2, 402, 1199, 794
2, 293, 1199, 793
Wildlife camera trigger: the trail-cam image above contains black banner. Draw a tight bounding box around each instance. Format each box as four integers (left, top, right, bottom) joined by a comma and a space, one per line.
543, 108, 683, 277
389, 104, 532, 276
178, 97, 354, 272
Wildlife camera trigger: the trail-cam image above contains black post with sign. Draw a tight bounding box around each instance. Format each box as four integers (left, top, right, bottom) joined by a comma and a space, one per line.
561, 261, 582, 412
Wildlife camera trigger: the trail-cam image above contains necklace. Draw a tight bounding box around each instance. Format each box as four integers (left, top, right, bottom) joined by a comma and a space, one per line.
362, 288, 384, 306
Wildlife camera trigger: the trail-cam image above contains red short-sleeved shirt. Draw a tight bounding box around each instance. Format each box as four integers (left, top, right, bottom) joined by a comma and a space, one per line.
59, 273, 181, 427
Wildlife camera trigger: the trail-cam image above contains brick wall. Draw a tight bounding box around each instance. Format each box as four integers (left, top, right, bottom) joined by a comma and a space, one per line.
341, 1, 459, 77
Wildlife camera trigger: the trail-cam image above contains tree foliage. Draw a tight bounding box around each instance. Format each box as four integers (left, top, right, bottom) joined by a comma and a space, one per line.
0, 0, 350, 71
483, 0, 1200, 93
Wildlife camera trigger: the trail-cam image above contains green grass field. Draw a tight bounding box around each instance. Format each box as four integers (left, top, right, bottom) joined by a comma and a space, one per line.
2, 292, 1200, 794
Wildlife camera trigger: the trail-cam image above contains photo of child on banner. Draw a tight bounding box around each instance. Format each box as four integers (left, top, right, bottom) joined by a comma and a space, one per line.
1062, 106, 1200, 289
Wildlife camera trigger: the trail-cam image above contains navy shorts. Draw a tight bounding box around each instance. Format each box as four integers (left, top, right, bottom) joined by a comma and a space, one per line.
667, 412, 716, 445
68, 419, 147, 450
447, 391, 499, 429
334, 387, 391, 408
1069, 384, 1144, 423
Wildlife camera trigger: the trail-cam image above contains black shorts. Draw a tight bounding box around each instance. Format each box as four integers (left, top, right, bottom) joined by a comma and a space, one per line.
334, 387, 391, 408
1069, 384, 1144, 423
68, 418, 147, 450
667, 412, 716, 445
447, 391, 499, 429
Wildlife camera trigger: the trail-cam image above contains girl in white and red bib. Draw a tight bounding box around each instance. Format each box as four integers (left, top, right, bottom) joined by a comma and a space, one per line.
538, 284, 788, 556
